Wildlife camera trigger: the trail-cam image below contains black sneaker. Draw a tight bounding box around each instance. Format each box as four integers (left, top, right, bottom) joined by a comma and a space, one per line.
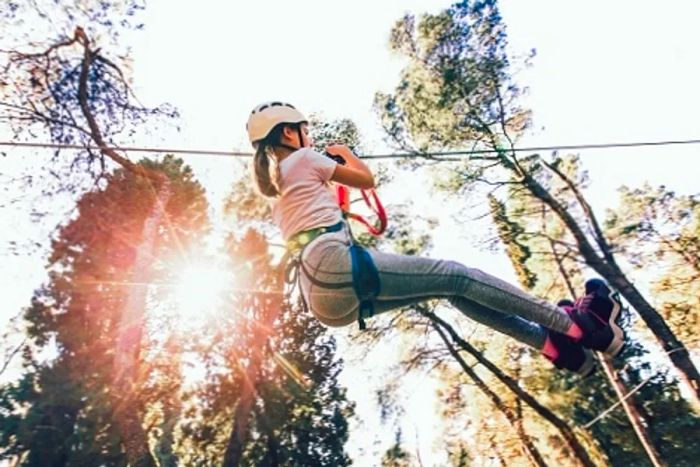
570, 279, 625, 357
543, 330, 596, 377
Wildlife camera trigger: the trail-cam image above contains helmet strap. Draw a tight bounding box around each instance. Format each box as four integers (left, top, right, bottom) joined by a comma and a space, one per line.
297, 126, 307, 148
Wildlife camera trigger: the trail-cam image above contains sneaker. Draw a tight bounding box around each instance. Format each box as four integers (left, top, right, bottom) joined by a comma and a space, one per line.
570, 279, 625, 357
542, 330, 596, 377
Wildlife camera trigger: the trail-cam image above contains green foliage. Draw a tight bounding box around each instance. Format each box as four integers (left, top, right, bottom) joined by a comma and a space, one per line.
523, 336, 700, 467
606, 185, 700, 343
375, 1, 700, 465
376, 0, 531, 154
224, 175, 272, 224
488, 194, 536, 288
492, 172, 700, 464
257, 296, 354, 466
1, 1, 177, 186
309, 115, 364, 155
178, 230, 354, 466
0, 157, 208, 464
0, 1, 146, 50
381, 429, 415, 466
484, 156, 587, 301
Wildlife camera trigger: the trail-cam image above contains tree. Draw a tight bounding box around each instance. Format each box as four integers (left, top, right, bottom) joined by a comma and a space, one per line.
374, 0, 700, 405
176, 225, 354, 467
1, 2, 174, 185
606, 184, 700, 345
0, 157, 208, 465
489, 166, 700, 466
2, 8, 192, 462
381, 430, 416, 467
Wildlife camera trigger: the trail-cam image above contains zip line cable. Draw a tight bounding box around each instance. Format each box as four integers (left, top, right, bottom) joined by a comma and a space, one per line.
2, 138, 700, 160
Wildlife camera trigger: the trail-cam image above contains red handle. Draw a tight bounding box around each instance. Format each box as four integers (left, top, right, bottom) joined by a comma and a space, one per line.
336, 186, 387, 236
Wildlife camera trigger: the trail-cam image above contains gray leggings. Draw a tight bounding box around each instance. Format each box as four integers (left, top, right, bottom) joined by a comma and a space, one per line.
298, 227, 574, 350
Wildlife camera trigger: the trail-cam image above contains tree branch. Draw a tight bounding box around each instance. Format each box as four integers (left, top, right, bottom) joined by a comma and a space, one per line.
541, 158, 614, 262
74, 28, 163, 182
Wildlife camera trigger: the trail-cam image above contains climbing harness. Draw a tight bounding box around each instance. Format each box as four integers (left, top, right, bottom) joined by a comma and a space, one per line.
282, 179, 387, 330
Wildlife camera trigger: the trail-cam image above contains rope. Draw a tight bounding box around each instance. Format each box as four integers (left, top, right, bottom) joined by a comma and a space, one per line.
2, 138, 700, 160
583, 375, 654, 429
583, 343, 700, 429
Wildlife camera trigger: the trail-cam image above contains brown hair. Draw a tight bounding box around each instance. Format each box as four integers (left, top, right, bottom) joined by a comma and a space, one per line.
252, 123, 289, 198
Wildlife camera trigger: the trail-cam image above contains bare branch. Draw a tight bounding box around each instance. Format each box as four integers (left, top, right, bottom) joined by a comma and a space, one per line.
0, 338, 27, 377
541, 158, 614, 261
73, 28, 163, 182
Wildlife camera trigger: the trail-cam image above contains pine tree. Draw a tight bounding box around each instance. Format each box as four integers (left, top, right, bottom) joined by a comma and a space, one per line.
0, 157, 208, 465
375, 0, 700, 405
606, 184, 700, 345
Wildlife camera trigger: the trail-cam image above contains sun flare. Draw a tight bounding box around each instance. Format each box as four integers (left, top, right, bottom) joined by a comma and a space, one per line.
172, 261, 231, 319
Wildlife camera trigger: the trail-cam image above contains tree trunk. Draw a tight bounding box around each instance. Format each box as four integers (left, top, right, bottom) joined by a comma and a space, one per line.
512, 350, 544, 467
257, 402, 281, 467
522, 172, 700, 406
112, 181, 170, 467
223, 315, 266, 466
223, 378, 257, 466
549, 230, 667, 466
423, 309, 600, 467
604, 266, 700, 408
432, 323, 548, 467
600, 355, 666, 467
223, 269, 282, 466
155, 391, 181, 467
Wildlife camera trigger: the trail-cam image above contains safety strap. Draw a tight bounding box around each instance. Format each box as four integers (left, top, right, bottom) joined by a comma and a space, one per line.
349, 243, 381, 330
335, 182, 385, 328
286, 221, 344, 255
336, 186, 387, 236
282, 222, 381, 331
282, 223, 350, 311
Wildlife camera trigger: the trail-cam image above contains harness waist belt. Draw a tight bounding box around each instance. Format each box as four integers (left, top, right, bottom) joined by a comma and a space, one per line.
286, 221, 344, 255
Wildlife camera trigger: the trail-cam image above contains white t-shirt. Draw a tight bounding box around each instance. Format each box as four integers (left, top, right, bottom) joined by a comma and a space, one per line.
271, 148, 343, 240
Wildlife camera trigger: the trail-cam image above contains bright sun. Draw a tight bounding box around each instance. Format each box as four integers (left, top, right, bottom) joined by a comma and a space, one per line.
172, 261, 231, 319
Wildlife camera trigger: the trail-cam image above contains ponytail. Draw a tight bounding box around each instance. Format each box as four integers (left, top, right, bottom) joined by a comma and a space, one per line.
252, 123, 291, 198
253, 143, 281, 197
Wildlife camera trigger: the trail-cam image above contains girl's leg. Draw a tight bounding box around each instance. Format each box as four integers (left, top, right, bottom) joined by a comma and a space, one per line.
374, 296, 547, 349
311, 293, 546, 349
367, 248, 574, 335
301, 233, 571, 346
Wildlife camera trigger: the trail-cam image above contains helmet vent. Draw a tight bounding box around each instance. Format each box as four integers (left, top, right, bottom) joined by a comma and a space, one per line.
252, 102, 296, 114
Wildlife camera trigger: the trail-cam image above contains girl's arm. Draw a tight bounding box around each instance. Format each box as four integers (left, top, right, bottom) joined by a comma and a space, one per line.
326, 144, 375, 189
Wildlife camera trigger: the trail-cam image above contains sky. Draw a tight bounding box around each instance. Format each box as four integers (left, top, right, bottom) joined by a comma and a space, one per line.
2, 0, 700, 464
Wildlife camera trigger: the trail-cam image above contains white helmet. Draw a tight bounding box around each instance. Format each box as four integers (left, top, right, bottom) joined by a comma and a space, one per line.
246, 101, 307, 146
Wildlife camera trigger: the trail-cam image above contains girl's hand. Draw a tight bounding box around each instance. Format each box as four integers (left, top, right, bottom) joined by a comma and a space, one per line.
325, 144, 354, 163
326, 145, 375, 190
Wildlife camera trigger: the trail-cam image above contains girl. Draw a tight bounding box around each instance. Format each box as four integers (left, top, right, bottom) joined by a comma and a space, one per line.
246, 101, 625, 376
